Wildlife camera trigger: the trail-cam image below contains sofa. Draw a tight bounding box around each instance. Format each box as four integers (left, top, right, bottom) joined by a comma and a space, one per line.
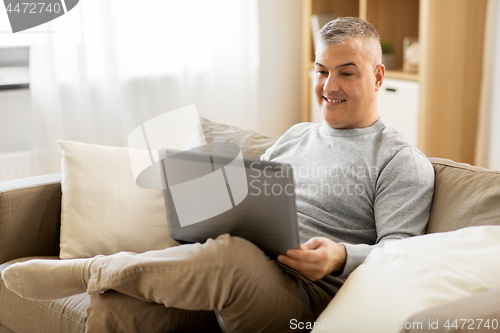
1, 119, 500, 333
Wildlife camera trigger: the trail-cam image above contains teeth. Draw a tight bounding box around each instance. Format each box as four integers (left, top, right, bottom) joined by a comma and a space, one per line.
326, 98, 343, 103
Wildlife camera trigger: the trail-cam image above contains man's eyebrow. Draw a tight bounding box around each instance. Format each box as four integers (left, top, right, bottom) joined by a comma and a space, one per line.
336, 62, 357, 69
314, 62, 358, 69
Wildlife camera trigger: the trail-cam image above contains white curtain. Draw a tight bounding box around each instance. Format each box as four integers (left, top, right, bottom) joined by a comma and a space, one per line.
30, 0, 265, 175
476, 0, 500, 170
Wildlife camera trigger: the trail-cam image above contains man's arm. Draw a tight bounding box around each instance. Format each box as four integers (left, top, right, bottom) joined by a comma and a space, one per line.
340, 148, 434, 279
347, 148, 434, 279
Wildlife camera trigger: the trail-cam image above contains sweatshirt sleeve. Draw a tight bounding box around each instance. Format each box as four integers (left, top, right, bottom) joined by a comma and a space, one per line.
336, 147, 435, 279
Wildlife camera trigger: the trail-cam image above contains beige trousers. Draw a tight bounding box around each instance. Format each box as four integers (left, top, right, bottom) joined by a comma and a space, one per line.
85, 234, 333, 333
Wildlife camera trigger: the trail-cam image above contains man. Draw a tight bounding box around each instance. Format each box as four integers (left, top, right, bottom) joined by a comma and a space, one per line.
2, 17, 434, 332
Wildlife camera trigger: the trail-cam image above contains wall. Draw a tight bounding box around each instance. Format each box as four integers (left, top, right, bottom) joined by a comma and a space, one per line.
0, 89, 31, 153
258, 0, 303, 136
0, 89, 32, 181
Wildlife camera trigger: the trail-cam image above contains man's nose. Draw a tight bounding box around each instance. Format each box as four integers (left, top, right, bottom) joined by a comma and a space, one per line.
323, 75, 339, 93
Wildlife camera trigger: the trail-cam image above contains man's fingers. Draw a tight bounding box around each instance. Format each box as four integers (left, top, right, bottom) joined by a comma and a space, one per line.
286, 248, 320, 262
277, 255, 326, 281
277, 254, 299, 269
278, 255, 314, 272
279, 238, 346, 281
288, 237, 328, 260
301, 237, 323, 250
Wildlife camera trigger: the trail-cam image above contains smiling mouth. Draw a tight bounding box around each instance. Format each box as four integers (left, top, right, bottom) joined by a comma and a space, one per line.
324, 97, 346, 104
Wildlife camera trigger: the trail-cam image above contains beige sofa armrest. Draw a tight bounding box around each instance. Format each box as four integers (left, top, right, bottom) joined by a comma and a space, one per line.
402, 288, 500, 332
0, 173, 62, 264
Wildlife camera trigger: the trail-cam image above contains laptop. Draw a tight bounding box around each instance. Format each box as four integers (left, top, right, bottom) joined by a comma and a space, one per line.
158, 146, 300, 256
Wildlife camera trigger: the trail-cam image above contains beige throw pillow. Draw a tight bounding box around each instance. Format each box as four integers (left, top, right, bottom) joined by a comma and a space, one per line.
58, 140, 178, 259
186, 117, 278, 160
311, 226, 500, 333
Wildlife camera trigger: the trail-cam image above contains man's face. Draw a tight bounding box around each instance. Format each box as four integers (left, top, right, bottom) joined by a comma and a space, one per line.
314, 38, 384, 129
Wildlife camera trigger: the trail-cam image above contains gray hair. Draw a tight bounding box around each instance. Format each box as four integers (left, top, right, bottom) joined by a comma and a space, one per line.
317, 17, 382, 67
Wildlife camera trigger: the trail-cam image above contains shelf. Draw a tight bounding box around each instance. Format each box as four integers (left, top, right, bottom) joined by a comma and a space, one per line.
365, 0, 419, 70
312, 0, 358, 17
385, 70, 419, 82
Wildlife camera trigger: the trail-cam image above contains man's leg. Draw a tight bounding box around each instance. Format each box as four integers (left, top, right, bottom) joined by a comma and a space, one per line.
86, 290, 221, 333
86, 234, 332, 332
3, 234, 332, 332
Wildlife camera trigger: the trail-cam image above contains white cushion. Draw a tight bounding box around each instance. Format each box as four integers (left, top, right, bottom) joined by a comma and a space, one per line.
311, 226, 500, 333
58, 140, 178, 259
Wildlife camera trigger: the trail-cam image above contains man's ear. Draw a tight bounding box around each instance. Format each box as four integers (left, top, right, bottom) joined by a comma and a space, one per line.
374, 64, 385, 91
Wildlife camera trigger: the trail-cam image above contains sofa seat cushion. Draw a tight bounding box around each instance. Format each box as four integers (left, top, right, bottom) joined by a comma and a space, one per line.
428, 158, 500, 233
0, 257, 88, 333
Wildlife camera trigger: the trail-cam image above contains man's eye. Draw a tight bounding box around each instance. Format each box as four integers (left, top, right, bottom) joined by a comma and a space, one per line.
341, 73, 353, 76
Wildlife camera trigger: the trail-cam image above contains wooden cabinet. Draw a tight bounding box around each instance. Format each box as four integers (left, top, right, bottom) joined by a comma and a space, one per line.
301, 0, 487, 164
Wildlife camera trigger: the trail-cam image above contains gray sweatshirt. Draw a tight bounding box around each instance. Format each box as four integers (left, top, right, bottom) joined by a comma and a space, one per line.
261, 119, 434, 291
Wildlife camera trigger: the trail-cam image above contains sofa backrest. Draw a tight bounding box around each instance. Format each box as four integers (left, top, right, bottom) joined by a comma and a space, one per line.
427, 158, 500, 234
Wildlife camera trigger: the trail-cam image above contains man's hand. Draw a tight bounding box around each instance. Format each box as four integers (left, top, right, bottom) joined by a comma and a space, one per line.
277, 237, 347, 281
